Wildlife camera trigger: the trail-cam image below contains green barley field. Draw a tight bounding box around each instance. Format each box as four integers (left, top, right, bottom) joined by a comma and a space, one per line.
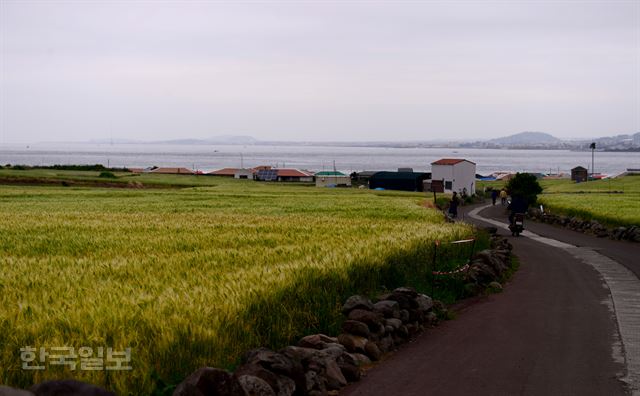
0, 175, 475, 394
538, 175, 640, 226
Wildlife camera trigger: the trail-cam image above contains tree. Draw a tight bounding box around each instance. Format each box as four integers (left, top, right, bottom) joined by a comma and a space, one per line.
506, 173, 543, 205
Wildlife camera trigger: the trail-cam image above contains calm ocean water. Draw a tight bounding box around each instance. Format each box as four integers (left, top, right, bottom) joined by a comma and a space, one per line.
1, 142, 638, 176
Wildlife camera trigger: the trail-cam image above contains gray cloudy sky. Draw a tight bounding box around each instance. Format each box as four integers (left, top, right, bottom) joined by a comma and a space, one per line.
1, 0, 638, 143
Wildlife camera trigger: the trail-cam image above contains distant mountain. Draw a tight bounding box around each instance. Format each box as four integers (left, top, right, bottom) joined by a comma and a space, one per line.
489, 132, 561, 145
155, 135, 259, 145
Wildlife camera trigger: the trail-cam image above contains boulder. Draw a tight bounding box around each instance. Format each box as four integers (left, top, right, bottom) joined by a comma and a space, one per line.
341, 320, 370, 338
377, 335, 395, 353
243, 347, 305, 393
385, 293, 418, 310
30, 381, 114, 396
385, 318, 402, 330
323, 359, 347, 390
298, 334, 338, 350
341, 295, 374, 314
399, 309, 410, 323
372, 300, 400, 318
350, 353, 372, 367
488, 281, 503, 292
237, 375, 276, 396
172, 367, 243, 396
392, 287, 418, 298
347, 309, 384, 330
304, 370, 326, 396
235, 363, 296, 396
364, 342, 382, 361
415, 294, 434, 312
337, 333, 367, 354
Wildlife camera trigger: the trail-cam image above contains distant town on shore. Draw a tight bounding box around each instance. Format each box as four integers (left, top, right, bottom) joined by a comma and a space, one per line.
89, 131, 640, 151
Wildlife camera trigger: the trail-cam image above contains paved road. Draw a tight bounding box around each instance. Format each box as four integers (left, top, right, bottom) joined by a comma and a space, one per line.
342, 203, 639, 396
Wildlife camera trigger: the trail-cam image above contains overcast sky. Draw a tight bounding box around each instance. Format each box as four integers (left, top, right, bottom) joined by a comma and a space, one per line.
1, 0, 638, 143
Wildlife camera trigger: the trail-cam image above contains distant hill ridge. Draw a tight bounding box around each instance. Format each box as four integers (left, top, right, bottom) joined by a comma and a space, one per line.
489, 131, 561, 145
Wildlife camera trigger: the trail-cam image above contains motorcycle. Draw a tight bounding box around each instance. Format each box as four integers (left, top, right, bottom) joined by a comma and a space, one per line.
509, 213, 525, 236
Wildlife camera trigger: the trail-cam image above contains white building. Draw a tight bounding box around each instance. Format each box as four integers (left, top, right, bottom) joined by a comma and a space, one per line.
430, 158, 477, 195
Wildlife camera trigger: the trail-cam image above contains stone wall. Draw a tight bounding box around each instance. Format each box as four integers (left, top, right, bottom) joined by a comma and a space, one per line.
528, 209, 640, 243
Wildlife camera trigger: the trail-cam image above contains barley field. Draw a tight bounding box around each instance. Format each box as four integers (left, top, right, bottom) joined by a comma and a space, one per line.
0, 179, 474, 394
538, 175, 640, 226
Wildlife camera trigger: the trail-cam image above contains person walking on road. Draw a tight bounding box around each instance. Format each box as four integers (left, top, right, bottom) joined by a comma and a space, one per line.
491, 189, 498, 205
500, 188, 508, 205
448, 192, 460, 219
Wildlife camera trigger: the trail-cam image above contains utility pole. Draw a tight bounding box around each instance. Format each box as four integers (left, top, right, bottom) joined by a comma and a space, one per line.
589, 142, 596, 180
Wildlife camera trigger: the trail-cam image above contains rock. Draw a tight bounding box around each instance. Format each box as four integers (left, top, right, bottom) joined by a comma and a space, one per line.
415, 294, 434, 312
399, 309, 410, 323
350, 353, 372, 367
237, 375, 276, 396
280, 345, 316, 362
396, 325, 409, 339
321, 345, 347, 360
243, 347, 305, 393
377, 335, 395, 353
432, 300, 448, 319
347, 309, 384, 330
304, 370, 326, 396
408, 309, 423, 323
385, 318, 402, 330
342, 320, 370, 338
488, 281, 503, 292
426, 312, 438, 325
30, 381, 114, 396
298, 334, 338, 350
172, 367, 243, 396
0, 387, 35, 396
342, 295, 374, 314
372, 300, 400, 318
337, 362, 360, 382
337, 333, 367, 354
323, 359, 348, 390
385, 293, 418, 310
392, 287, 418, 298
364, 342, 382, 361
235, 363, 296, 396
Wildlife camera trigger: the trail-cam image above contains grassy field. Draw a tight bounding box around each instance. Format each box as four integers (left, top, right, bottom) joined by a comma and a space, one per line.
0, 167, 227, 188
538, 175, 640, 226
479, 175, 640, 227
0, 176, 476, 394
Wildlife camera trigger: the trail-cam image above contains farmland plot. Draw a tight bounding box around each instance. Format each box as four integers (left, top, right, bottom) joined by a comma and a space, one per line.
0, 182, 473, 393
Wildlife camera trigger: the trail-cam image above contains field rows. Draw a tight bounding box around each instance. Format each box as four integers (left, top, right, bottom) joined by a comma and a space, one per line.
0, 183, 473, 394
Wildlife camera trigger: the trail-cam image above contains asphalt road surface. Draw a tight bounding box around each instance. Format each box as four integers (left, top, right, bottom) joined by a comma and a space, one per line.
342, 203, 639, 396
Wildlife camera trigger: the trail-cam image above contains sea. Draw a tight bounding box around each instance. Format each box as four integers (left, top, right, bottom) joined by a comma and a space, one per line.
1, 142, 638, 176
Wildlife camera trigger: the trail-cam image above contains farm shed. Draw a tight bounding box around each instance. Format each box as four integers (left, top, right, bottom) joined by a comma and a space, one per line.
209, 168, 238, 177
351, 171, 379, 187
315, 171, 351, 187
369, 172, 430, 192
430, 158, 476, 195
571, 166, 588, 182
151, 167, 194, 174
234, 169, 254, 179
276, 169, 314, 182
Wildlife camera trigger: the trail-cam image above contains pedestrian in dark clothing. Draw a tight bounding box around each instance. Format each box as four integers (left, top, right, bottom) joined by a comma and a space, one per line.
491, 189, 498, 205
448, 192, 460, 219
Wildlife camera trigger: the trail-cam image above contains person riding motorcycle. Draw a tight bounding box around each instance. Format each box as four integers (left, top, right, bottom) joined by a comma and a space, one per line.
507, 194, 528, 225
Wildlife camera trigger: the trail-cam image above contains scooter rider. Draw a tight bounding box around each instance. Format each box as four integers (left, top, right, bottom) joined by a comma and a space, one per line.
508, 193, 528, 224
